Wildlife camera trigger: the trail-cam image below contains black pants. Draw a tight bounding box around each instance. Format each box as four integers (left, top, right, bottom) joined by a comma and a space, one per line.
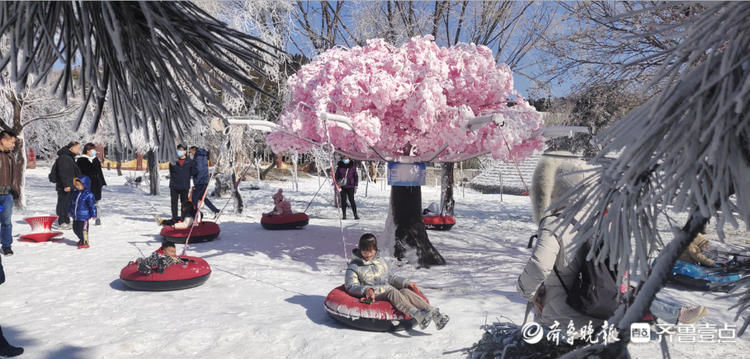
73, 220, 89, 243
56, 191, 72, 225
192, 184, 219, 213
170, 188, 189, 219
340, 188, 357, 217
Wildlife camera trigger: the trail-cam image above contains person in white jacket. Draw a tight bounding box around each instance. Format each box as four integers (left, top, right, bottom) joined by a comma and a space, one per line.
517, 156, 601, 330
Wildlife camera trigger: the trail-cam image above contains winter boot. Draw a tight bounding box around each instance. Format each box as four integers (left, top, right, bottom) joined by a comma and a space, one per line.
411, 309, 433, 330
341, 208, 346, 220
353, 210, 360, 220
77, 240, 85, 249
1, 247, 13, 256
81, 240, 90, 249
0, 326, 24, 357
431, 308, 450, 330
678, 305, 708, 324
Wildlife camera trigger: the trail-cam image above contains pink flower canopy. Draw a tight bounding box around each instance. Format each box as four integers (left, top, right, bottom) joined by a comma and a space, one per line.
268, 35, 544, 163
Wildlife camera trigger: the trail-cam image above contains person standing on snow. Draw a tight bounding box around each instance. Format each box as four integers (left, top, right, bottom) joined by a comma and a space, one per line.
168, 144, 194, 220
52, 142, 82, 229
0, 131, 22, 256
189, 146, 219, 215
335, 156, 359, 220
67, 176, 97, 249
76, 143, 106, 225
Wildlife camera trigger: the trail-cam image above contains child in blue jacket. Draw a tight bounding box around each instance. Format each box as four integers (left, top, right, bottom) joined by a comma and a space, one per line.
68, 176, 97, 248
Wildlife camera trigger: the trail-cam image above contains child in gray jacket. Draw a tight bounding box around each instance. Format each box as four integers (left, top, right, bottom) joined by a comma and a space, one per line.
345, 233, 449, 330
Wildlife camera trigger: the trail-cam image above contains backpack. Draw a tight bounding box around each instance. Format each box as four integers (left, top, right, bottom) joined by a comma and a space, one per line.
553, 242, 620, 320
48, 160, 58, 183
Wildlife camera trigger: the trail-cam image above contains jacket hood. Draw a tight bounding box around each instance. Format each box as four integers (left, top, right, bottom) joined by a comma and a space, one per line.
195, 148, 208, 157
350, 248, 380, 264
74, 175, 92, 191
57, 147, 76, 157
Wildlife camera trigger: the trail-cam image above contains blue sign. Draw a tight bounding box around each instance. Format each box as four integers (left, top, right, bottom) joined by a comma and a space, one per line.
387, 162, 426, 186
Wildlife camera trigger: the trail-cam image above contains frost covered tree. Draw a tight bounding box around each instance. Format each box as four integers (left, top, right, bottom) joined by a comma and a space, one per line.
0, 68, 80, 207
535, 1, 706, 92
0, 2, 277, 156
549, 2, 750, 357
268, 36, 543, 266
545, 82, 645, 156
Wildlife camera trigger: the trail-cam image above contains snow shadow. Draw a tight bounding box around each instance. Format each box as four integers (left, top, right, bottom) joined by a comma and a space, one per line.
42, 345, 89, 359
109, 278, 128, 291
284, 294, 342, 329
0, 325, 38, 348
187, 221, 360, 272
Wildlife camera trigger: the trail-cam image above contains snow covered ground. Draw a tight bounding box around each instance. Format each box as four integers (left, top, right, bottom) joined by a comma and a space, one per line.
1, 167, 748, 358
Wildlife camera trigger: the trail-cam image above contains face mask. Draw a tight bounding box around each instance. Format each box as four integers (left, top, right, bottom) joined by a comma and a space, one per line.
343, 159, 350, 164
90, 150, 97, 157
177, 150, 185, 157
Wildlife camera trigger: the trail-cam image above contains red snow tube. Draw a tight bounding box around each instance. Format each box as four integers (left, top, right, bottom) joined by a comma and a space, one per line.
119, 256, 211, 291
423, 215, 456, 231
324, 285, 429, 332
161, 221, 220, 243
261, 213, 309, 230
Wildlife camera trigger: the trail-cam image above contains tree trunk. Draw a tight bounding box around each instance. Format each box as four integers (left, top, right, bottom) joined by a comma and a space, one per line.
136, 153, 144, 171
114, 147, 123, 176
146, 150, 159, 195
440, 162, 455, 216
10, 96, 26, 208
260, 159, 277, 180
391, 186, 446, 267
232, 171, 243, 214
12, 136, 27, 209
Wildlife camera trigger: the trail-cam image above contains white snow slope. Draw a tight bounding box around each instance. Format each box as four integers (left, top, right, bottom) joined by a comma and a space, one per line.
1, 168, 748, 358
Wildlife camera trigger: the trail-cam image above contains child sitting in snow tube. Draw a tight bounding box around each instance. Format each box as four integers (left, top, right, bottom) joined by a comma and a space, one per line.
670, 224, 740, 291
120, 241, 211, 291
261, 189, 309, 230
325, 233, 449, 331
155, 201, 220, 243
422, 202, 456, 231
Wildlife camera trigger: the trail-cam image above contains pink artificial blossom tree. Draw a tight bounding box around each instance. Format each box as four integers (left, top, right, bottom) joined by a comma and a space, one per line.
269, 36, 544, 266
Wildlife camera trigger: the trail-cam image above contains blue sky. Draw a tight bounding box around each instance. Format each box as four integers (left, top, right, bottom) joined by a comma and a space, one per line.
283, 2, 571, 99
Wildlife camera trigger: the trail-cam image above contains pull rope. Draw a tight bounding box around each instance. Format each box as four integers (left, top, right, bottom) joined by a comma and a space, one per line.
321, 119, 348, 262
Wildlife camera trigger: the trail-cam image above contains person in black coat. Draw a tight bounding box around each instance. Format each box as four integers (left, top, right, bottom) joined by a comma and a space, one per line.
169, 145, 195, 220
53, 142, 82, 228
335, 156, 359, 220
76, 143, 107, 207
